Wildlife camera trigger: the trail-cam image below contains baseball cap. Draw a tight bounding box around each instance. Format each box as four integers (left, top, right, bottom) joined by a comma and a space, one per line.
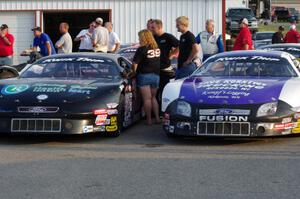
31, 26, 42, 31
290, 24, 296, 30
95, 18, 103, 25
240, 18, 249, 25
0, 24, 8, 30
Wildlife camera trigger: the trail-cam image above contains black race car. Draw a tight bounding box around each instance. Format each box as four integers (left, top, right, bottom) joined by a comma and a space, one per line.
0, 53, 142, 136
258, 44, 300, 61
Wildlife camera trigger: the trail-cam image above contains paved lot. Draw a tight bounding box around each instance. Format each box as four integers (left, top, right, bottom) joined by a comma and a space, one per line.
0, 122, 299, 199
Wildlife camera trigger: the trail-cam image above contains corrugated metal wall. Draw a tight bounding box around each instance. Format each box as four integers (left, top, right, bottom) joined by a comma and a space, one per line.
0, 0, 223, 43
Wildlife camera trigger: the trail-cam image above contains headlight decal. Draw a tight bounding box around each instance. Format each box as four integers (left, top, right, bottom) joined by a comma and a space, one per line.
176, 101, 192, 117
257, 102, 278, 117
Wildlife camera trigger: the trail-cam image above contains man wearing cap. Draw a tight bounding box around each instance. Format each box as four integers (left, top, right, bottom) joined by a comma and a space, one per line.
272, 26, 285, 44
92, 18, 109, 53
0, 24, 14, 66
233, 18, 253, 51
32, 27, 56, 57
284, 24, 300, 43
195, 19, 224, 61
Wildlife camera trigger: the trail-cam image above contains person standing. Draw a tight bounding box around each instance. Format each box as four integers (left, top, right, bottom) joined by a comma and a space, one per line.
272, 25, 285, 44
55, 23, 73, 54
176, 16, 199, 79
195, 19, 224, 61
92, 18, 109, 53
0, 24, 14, 66
74, 22, 95, 52
105, 22, 121, 53
132, 29, 161, 125
284, 24, 300, 43
152, 19, 179, 106
32, 26, 56, 57
233, 18, 253, 51
147, 19, 154, 32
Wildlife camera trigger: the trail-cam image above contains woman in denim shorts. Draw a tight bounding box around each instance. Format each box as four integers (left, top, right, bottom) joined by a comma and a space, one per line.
132, 29, 161, 125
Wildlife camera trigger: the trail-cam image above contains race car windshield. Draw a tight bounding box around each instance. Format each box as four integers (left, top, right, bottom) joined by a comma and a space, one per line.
20, 57, 120, 79
194, 56, 298, 77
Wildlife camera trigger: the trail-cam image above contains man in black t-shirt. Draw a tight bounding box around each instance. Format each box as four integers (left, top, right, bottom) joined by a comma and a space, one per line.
272, 25, 285, 44
176, 16, 199, 79
152, 19, 179, 108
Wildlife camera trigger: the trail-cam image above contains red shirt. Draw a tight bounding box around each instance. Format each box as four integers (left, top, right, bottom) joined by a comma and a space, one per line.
233, 27, 253, 51
284, 29, 300, 43
0, 33, 14, 57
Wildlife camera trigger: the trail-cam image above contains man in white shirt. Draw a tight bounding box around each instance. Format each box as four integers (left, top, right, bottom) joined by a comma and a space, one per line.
105, 22, 120, 53
55, 22, 73, 54
74, 22, 95, 52
92, 18, 109, 53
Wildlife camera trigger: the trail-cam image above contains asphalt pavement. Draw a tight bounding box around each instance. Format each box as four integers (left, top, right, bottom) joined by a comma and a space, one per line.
0, 122, 299, 199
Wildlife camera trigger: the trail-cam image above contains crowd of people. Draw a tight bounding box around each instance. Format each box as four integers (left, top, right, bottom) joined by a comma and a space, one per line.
0, 16, 299, 124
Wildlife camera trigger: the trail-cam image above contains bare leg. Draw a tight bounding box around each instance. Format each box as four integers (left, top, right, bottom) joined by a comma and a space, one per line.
139, 86, 152, 125
151, 88, 160, 123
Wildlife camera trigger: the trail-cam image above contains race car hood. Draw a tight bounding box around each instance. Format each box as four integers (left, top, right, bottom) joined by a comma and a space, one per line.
0, 78, 122, 106
177, 76, 290, 105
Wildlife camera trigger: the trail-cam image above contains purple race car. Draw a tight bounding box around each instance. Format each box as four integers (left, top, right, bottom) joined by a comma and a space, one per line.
162, 50, 300, 137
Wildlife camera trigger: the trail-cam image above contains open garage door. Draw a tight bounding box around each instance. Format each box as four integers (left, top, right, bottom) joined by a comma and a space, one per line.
0, 12, 34, 65
43, 11, 110, 52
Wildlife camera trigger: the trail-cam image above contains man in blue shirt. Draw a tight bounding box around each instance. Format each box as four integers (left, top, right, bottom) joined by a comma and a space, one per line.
195, 19, 224, 62
32, 27, 56, 57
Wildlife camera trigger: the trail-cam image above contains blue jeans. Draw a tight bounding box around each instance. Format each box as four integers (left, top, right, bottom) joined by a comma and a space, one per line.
0, 56, 13, 66
175, 62, 196, 79
137, 73, 160, 88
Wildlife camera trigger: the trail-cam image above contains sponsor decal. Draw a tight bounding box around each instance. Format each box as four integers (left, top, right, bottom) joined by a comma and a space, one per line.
110, 116, 117, 125
94, 126, 106, 132
83, 125, 94, 133
107, 109, 118, 115
95, 115, 108, 126
216, 56, 280, 62
37, 94, 48, 101
179, 77, 287, 105
199, 115, 248, 122
68, 85, 97, 95
292, 119, 300, 134
106, 125, 118, 132
1, 84, 29, 95
169, 126, 175, 133
32, 84, 97, 95
42, 57, 105, 63
33, 84, 67, 93
199, 109, 250, 116
18, 106, 59, 113
266, 47, 300, 52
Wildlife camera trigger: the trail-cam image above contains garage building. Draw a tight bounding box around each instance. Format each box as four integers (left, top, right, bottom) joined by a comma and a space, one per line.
0, 0, 225, 65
